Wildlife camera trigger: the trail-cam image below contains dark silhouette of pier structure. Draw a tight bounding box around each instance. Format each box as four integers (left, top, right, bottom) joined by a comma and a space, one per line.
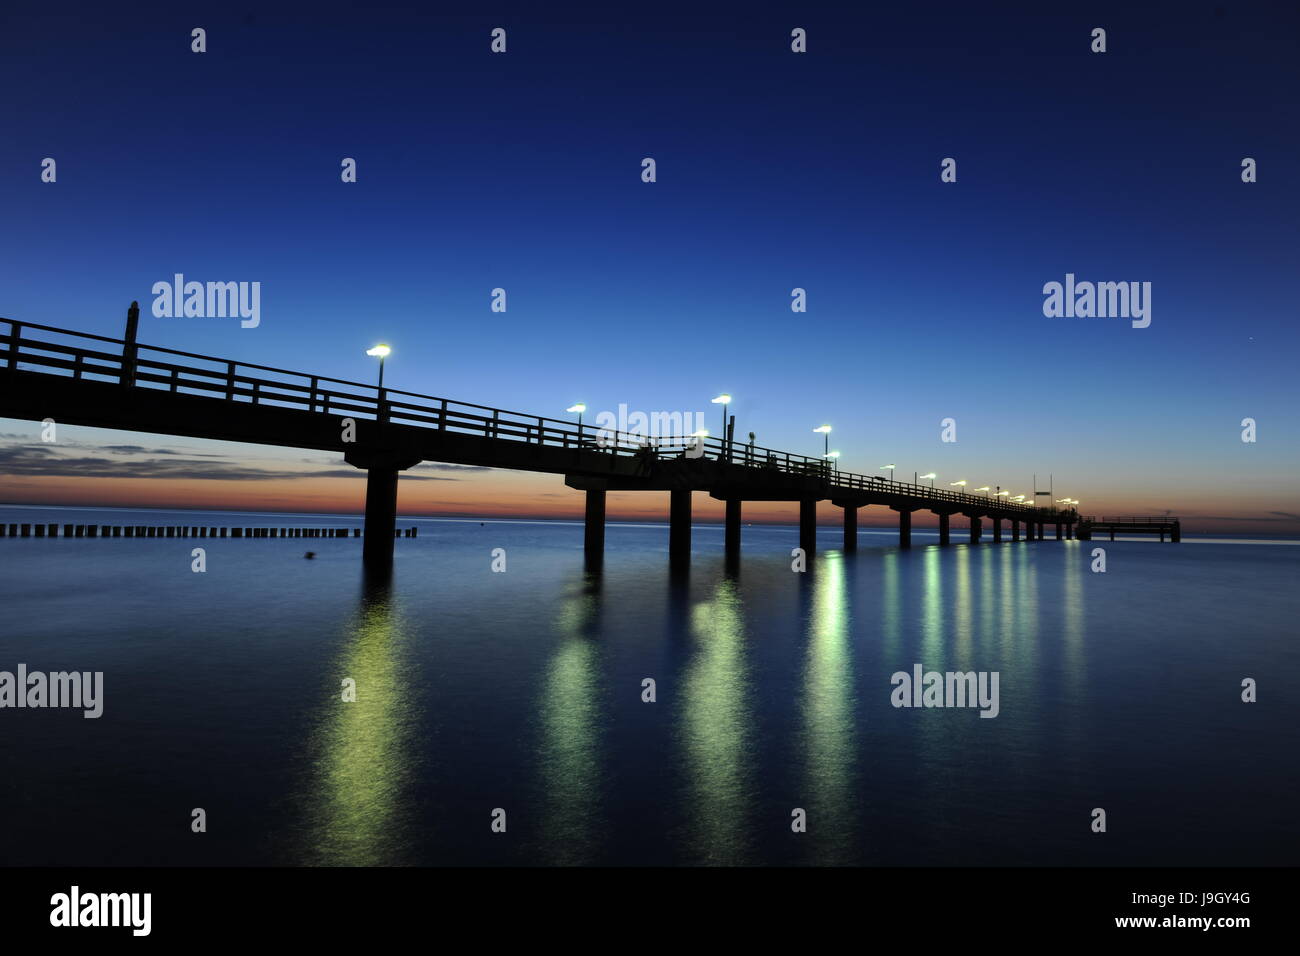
0, 306, 1110, 568
1076, 516, 1181, 542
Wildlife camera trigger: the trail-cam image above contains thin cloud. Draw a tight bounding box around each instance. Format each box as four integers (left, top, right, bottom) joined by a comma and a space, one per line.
0, 446, 458, 482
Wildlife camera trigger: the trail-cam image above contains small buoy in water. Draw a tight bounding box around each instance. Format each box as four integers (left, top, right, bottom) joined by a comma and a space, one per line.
304, 551, 316, 559
480, 522, 484, 526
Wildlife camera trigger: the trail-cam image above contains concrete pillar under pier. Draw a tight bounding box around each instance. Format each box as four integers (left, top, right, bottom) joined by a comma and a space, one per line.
584, 488, 606, 564
895, 508, 912, 549
725, 499, 742, 558
1037, 522, 1044, 540
347, 450, 423, 568
362, 467, 401, 567
1011, 519, 1020, 541
799, 499, 817, 556
1055, 522, 1062, 540
992, 518, 1002, 543
842, 505, 858, 553
670, 489, 692, 565
937, 513, 950, 546
969, 517, 981, 544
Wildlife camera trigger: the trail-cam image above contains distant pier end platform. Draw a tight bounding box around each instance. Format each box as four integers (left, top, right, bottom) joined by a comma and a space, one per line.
1075, 516, 1181, 542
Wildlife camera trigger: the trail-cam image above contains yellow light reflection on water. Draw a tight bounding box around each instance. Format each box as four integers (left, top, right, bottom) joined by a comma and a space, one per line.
536, 579, 604, 865
680, 576, 753, 865
303, 579, 415, 866
801, 553, 858, 863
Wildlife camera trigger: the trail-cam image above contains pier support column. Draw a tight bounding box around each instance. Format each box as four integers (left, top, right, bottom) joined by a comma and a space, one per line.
347, 450, 422, 568
1011, 519, 1020, 541
799, 499, 817, 556
969, 517, 981, 544
584, 488, 606, 564
1171, 521, 1181, 543
937, 513, 950, 546
1037, 522, 1044, 540
724, 499, 742, 559
895, 508, 912, 549
1055, 522, 1062, 540
361, 467, 401, 567
992, 518, 1002, 543
842, 505, 858, 552
670, 490, 692, 565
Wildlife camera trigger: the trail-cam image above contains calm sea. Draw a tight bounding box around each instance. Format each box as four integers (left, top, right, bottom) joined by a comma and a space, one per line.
1, 505, 1297, 866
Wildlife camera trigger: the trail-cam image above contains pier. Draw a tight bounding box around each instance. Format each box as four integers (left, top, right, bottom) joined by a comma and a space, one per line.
1, 306, 1092, 568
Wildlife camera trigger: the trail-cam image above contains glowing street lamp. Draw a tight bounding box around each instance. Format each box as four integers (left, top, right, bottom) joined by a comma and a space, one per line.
566, 402, 588, 447
976, 486, 991, 496
920, 472, 937, 488
881, 463, 896, 481
711, 393, 731, 441
366, 343, 391, 388
712, 394, 733, 459
950, 480, 968, 493
813, 424, 832, 458
824, 450, 841, 473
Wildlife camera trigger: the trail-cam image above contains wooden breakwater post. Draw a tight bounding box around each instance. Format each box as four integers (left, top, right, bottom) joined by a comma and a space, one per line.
1, 524, 414, 540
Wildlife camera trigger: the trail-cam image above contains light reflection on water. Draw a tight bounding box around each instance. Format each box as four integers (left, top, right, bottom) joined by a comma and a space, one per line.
677, 575, 754, 865
302, 571, 416, 866
535, 574, 605, 866
2, 510, 1296, 867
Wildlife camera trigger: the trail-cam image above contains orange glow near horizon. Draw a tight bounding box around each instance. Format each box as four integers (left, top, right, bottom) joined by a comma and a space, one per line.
2, 472, 1294, 534
1, 424, 1294, 534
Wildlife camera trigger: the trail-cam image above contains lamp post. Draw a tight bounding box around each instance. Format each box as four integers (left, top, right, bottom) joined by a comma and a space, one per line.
824, 450, 840, 474
712, 394, 731, 459
711, 394, 731, 441
366, 344, 391, 388
920, 472, 936, 488
813, 424, 832, 458
567, 403, 587, 447
881, 463, 895, 482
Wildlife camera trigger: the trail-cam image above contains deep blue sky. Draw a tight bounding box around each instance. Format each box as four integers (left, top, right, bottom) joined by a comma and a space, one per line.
1, 1, 1297, 525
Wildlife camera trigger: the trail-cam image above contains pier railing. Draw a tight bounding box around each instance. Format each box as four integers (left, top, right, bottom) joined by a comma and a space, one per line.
0, 318, 1057, 517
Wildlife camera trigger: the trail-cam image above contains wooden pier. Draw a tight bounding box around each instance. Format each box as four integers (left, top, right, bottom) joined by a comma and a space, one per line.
1, 306, 1098, 568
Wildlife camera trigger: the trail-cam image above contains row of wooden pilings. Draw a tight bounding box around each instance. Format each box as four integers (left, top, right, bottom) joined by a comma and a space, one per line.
582, 489, 1075, 565
0, 523, 418, 539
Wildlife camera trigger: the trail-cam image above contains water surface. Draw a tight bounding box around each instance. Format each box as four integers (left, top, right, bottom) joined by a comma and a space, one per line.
1, 506, 1296, 866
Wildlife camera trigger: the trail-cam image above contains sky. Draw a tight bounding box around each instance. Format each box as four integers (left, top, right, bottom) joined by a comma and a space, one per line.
1, 1, 1297, 532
